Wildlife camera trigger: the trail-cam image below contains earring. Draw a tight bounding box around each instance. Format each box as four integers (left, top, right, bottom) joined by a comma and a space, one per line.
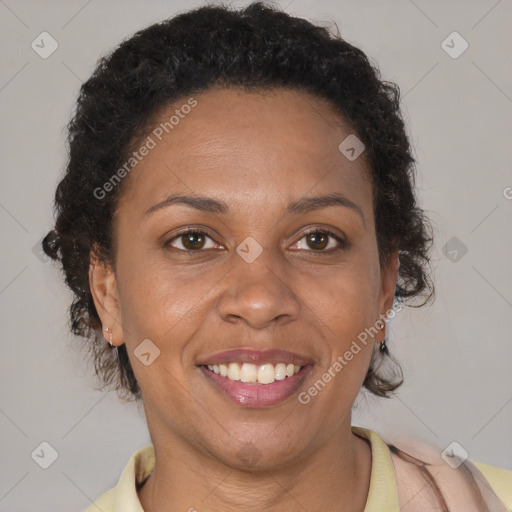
380, 337, 389, 355
104, 326, 114, 347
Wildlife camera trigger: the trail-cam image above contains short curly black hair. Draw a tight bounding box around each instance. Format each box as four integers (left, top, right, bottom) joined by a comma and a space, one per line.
43, 1, 433, 401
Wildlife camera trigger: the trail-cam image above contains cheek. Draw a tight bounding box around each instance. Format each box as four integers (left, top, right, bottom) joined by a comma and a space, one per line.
304, 260, 381, 340
297, 253, 381, 394
116, 257, 220, 349
115, 264, 203, 398
300, 274, 377, 414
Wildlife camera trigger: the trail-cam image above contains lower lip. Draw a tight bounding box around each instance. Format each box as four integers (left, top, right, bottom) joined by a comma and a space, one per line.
199, 365, 313, 407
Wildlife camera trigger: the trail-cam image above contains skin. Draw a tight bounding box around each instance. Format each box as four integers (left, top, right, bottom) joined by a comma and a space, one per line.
90, 87, 399, 512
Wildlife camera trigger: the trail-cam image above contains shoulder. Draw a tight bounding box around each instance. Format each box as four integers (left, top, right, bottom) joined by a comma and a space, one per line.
472, 460, 512, 509
387, 437, 512, 511
81, 444, 154, 512
82, 488, 115, 512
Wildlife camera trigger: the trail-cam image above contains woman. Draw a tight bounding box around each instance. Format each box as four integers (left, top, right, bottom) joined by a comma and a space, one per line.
43, 2, 511, 511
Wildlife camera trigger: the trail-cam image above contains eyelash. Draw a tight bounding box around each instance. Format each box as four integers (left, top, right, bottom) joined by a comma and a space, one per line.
295, 228, 348, 252
164, 228, 347, 254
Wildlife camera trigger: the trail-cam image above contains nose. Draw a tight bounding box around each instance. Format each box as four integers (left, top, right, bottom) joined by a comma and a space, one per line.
217, 255, 301, 330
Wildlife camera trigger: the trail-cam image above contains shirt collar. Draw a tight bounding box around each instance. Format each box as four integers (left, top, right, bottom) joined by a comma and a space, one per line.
352, 426, 400, 511
114, 442, 154, 512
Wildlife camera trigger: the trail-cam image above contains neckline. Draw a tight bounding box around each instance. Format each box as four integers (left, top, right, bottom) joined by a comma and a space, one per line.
117, 427, 400, 511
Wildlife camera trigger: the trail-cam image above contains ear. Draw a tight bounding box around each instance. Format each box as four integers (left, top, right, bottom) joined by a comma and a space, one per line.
89, 250, 123, 347
378, 251, 400, 321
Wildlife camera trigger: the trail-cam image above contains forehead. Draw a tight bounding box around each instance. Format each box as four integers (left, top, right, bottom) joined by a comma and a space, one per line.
117, 87, 372, 214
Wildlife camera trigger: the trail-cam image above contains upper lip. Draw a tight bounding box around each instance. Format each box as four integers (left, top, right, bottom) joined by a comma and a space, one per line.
197, 349, 313, 367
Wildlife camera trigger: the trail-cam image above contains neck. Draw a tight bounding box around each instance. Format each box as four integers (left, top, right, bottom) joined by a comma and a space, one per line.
138, 423, 372, 512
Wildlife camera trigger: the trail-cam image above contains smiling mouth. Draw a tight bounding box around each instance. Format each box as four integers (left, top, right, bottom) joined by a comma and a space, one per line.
197, 348, 313, 406
203, 362, 302, 385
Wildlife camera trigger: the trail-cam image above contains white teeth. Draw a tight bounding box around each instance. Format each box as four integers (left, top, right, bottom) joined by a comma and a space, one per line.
208, 362, 303, 384
227, 362, 240, 381
240, 363, 257, 383
257, 364, 275, 384
274, 363, 287, 380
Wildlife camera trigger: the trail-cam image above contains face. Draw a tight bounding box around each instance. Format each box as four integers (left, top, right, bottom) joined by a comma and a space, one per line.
91, 87, 398, 470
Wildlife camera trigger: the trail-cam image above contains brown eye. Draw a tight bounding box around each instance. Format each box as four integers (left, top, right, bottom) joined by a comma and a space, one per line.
167, 230, 219, 251
182, 232, 205, 250
306, 231, 329, 250
291, 229, 346, 252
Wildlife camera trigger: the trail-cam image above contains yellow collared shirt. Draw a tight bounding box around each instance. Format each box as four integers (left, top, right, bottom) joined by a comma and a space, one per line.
84, 427, 512, 511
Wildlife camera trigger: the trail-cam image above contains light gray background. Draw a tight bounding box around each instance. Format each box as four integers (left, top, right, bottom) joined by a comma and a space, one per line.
1, 0, 511, 510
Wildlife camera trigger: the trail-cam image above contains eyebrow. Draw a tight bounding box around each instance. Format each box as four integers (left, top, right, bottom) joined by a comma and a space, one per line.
287, 193, 365, 225
144, 192, 365, 225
